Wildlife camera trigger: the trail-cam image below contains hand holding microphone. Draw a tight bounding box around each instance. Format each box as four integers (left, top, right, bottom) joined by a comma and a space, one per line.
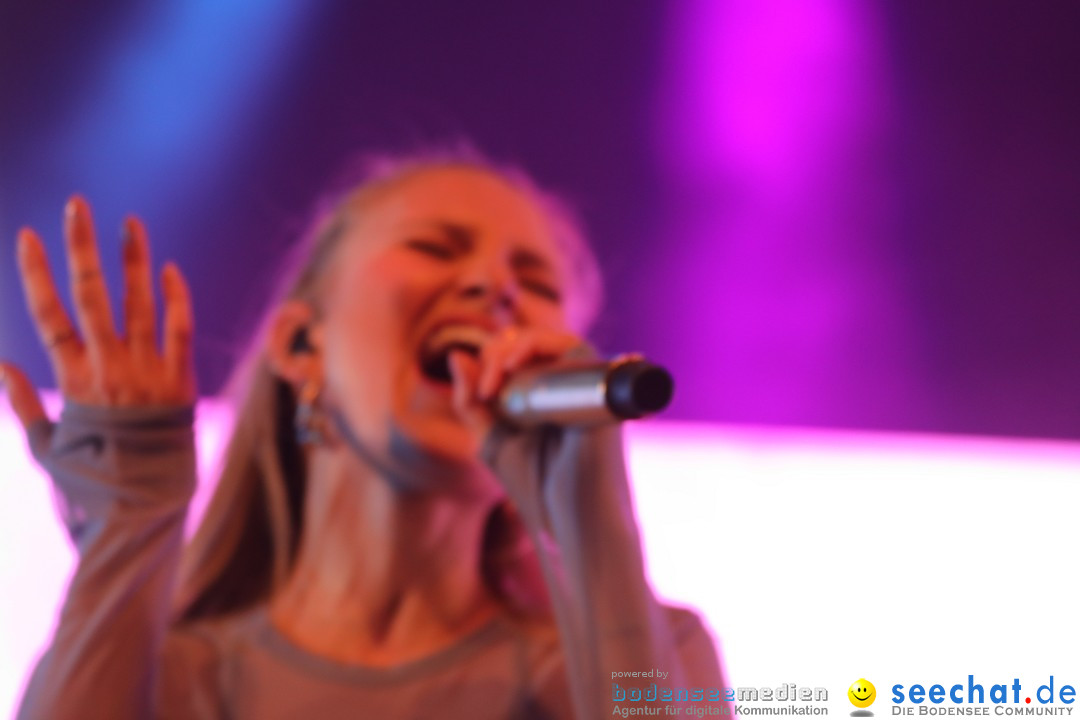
445, 328, 672, 538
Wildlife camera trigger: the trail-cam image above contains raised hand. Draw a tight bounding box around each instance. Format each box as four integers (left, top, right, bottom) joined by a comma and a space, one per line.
0, 195, 195, 433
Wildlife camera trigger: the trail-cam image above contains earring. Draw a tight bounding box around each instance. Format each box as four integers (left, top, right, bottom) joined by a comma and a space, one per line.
294, 380, 329, 446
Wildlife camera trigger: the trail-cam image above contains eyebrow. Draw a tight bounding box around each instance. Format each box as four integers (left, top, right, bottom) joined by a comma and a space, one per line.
420, 220, 558, 275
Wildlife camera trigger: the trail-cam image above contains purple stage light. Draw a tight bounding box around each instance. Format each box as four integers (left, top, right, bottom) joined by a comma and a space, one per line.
649, 0, 926, 428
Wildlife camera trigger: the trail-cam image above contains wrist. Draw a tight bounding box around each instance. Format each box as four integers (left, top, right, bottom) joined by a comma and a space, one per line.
60, 400, 195, 430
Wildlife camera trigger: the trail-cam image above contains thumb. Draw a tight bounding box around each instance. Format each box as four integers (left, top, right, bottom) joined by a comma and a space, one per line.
447, 349, 494, 437
0, 361, 51, 437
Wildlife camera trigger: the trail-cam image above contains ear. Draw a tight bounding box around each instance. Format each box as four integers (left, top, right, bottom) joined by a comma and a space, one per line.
265, 299, 324, 387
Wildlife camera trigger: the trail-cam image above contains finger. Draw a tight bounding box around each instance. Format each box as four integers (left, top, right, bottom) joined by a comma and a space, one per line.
15, 226, 85, 377
161, 262, 195, 399
448, 350, 493, 434
500, 336, 539, 374
482, 329, 583, 400
449, 349, 481, 407
121, 216, 157, 360
502, 329, 582, 371
478, 328, 519, 400
64, 195, 119, 351
0, 362, 49, 430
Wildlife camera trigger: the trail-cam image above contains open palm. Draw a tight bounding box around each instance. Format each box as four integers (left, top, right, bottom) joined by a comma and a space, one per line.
0, 195, 195, 431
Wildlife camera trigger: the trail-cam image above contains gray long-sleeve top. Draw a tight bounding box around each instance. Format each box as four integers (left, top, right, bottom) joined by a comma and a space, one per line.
15, 401, 726, 719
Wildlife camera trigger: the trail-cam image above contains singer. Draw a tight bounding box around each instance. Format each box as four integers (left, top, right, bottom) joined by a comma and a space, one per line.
3, 148, 726, 719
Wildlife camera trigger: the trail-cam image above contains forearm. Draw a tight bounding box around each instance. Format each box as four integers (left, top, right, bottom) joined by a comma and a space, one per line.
486, 418, 704, 717
536, 423, 692, 716
17, 403, 196, 720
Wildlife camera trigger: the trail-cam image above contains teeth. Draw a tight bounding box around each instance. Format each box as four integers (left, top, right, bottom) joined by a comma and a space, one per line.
421, 324, 495, 358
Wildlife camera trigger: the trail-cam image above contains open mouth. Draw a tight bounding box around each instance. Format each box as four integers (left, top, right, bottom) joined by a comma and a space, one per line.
416, 324, 494, 385
418, 341, 482, 384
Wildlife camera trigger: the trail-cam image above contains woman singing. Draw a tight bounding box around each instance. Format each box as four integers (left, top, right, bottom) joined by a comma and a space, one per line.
3, 149, 725, 718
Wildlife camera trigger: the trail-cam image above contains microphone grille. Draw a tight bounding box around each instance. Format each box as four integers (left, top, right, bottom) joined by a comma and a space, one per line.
605, 361, 674, 418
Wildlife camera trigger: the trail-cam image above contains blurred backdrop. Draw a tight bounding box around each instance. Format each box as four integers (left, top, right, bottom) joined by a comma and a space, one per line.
1, 1, 1078, 435
3, 2, 1080, 715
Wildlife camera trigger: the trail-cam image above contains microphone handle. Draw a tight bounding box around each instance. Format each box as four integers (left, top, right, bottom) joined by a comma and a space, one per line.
494, 353, 674, 429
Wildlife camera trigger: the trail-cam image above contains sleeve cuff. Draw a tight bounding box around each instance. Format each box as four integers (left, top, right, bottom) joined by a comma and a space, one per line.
60, 401, 195, 431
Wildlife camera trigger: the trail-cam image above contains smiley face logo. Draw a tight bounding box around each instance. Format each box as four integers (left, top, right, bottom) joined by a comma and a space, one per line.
848, 679, 876, 709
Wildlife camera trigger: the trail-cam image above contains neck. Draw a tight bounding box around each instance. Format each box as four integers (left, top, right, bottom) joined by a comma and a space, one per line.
268, 444, 503, 667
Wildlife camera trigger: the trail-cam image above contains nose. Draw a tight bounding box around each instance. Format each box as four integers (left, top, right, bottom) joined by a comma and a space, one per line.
457, 252, 520, 314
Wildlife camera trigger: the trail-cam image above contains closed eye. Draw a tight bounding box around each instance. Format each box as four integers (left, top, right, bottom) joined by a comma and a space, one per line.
407, 236, 562, 302
406, 238, 456, 260
523, 280, 562, 302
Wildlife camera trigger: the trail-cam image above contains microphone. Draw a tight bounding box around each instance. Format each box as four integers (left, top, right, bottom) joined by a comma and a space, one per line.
495, 353, 674, 428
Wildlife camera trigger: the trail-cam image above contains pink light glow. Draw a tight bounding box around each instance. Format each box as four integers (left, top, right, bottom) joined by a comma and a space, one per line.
3, 399, 1079, 715
658, 0, 887, 192
650, 0, 923, 428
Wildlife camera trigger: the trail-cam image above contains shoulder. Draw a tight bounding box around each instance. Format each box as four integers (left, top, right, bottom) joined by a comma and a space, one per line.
160, 623, 221, 692
157, 622, 225, 718
157, 608, 264, 717
160, 614, 234, 685
505, 602, 715, 670
660, 603, 727, 684
163, 605, 264, 663
509, 602, 723, 715
661, 602, 714, 645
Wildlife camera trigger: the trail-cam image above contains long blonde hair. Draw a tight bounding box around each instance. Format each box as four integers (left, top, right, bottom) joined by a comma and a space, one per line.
174, 146, 604, 623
